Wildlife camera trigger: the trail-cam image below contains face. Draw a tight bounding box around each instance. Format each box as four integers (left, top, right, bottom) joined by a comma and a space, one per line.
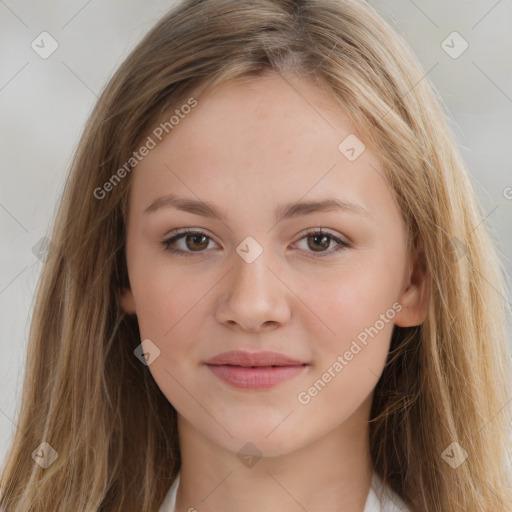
121, 71, 428, 457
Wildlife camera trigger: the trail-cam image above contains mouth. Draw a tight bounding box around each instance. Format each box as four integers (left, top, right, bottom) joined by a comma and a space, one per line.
206, 364, 308, 389
205, 363, 308, 389
204, 350, 309, 389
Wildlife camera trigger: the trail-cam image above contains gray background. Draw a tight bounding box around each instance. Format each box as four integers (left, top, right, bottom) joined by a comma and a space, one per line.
1, 1, 511, 467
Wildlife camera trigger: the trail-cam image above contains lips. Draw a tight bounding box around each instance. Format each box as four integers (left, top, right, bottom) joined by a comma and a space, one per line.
204, 350, 308, 389
204, 350, 305, 367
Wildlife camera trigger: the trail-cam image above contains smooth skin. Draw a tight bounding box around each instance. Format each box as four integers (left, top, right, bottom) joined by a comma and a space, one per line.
121, 70, 429, 512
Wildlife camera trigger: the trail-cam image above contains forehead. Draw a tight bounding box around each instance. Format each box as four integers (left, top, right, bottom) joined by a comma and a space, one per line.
128, 72, 398, 230
181, 72, 354, 146
137, 73, 362, 173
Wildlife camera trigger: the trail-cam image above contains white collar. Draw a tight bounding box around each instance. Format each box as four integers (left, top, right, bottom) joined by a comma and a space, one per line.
364, 472, 410, 511
158, 471, 410, 512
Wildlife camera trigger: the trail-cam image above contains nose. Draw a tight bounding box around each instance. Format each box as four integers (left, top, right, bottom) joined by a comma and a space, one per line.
214, 247, 291, 332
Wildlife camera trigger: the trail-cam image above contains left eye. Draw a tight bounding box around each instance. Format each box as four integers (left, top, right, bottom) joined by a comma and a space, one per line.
161, 228, 350, 258
291, 228, 350, 256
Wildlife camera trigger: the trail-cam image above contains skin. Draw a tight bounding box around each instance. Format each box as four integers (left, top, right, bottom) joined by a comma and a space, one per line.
121, 70, 429, 512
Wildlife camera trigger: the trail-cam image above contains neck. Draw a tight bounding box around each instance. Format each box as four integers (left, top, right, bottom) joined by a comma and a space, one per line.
174, 398, 374, 512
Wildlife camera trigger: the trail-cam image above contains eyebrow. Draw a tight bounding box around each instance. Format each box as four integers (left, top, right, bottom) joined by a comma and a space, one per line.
143, 194, 372, 221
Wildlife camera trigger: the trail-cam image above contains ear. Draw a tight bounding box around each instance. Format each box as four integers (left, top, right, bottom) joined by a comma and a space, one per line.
394, 237, 430, 327
120, 287, 137, 315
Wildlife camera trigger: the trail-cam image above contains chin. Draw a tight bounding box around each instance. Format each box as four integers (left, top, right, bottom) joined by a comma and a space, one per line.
211, 421, 309, 459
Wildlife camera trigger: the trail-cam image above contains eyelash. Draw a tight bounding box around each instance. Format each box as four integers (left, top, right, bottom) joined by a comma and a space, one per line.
161, 228, 351, 258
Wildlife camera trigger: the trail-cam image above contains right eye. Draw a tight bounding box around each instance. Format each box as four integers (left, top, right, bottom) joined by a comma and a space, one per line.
161, 229, 219, 257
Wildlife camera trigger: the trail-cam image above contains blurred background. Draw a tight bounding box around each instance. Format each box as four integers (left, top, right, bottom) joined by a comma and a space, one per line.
1, 0, 511, 466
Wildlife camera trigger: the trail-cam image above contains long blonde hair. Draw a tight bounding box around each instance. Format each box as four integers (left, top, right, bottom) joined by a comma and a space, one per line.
1, 0, 511, 510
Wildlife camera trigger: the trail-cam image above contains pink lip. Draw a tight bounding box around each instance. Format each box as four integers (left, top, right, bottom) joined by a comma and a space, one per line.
204, 350, 308, 389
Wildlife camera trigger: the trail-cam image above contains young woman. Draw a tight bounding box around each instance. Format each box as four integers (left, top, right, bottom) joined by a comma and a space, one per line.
1, 1, 511, 511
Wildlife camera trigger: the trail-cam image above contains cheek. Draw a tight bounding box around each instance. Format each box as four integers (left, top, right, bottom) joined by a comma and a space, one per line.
296, 290, 395, 422
299, 255, 401, 397
131, 263, 218, 380
307, 259, 401, 343
129, 246, 209, 339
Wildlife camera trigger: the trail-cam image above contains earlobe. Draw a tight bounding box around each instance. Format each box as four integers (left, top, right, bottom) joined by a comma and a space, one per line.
120, 287, 137, 315
394, 238, 430, 328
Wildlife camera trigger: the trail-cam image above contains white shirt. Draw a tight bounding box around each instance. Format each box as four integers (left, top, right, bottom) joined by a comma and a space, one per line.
158, 472, 410, 512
